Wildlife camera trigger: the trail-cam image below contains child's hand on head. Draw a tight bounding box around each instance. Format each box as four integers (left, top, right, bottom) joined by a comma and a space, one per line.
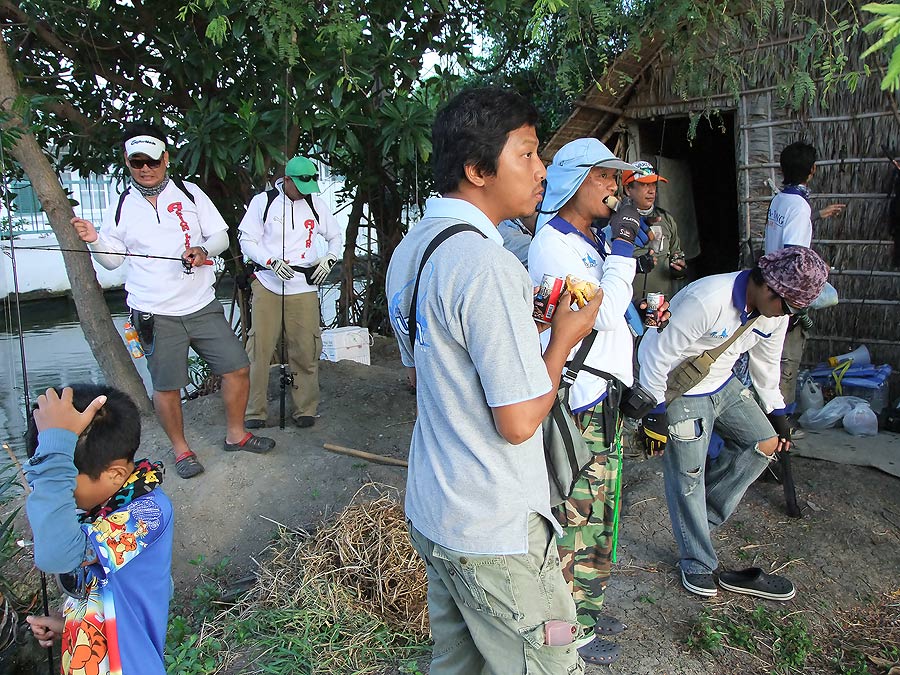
33, 387, 107, 436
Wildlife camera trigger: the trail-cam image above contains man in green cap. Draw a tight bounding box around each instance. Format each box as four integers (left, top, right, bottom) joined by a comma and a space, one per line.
238, 156, 343, 428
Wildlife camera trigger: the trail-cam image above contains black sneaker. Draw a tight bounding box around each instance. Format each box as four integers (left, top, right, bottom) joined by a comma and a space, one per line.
680, 567, 718, 597
245, 419, 266, 429
294, 416, 315, 428
717, 567, 796, 601
223, 433, 275, 454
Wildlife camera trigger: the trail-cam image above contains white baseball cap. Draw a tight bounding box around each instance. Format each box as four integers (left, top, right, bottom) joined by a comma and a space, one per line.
124, 135, 166, 160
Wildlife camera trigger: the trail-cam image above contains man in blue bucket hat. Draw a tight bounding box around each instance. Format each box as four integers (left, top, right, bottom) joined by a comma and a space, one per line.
529, 137, 648, 666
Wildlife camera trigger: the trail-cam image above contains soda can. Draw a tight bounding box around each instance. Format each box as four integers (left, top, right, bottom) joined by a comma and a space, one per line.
645, 292, 664, 327
534, 274, 565, 323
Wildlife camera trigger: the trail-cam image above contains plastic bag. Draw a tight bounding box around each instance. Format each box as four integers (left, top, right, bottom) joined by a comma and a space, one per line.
797, 378, 824, 413
843, 403, 879, 437
809, 281, 839, 310
798, 396, 868, 430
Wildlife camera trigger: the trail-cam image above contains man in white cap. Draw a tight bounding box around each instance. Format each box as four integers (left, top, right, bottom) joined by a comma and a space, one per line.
238, 155, 343, 428
71, 122, 275, 480
529, 137, 643, 666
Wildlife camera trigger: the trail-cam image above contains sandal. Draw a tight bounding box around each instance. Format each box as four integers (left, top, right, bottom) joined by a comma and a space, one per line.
174, 451, 205, 479
577, 637, 621, 665
594, 614, 627, 636
223, 432, 275, 454
717, 567, 796, 601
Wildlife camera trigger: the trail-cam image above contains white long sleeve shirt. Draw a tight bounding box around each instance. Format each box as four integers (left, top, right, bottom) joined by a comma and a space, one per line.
92, 179, 228, 316
237, 179, 343, 295
638, 271, 789, 413
528, 217, 637, 412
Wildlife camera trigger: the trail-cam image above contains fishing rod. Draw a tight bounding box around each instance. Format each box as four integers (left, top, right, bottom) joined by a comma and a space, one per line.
1, 125, 55, 675
1, 245, 215, 274
278, 67, 292, 431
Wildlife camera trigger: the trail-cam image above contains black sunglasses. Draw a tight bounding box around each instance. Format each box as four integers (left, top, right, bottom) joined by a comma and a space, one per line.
770, 287, 799, 315
290, 173, 318, 182
55, 568, 91, 601
128, 157, 163, 170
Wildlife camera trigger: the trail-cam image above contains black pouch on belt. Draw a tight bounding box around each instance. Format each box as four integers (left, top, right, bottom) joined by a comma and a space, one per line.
601, 379, 622, 446
131, 309, 156, 356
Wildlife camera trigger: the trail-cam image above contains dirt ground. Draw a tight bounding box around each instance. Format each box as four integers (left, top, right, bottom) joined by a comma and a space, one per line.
142, 336, 900, 674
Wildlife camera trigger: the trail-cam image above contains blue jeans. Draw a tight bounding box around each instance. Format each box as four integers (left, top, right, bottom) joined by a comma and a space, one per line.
663, 378, 776, 574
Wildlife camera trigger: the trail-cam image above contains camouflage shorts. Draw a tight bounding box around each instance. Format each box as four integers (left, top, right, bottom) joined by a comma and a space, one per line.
553, 402, 622, 628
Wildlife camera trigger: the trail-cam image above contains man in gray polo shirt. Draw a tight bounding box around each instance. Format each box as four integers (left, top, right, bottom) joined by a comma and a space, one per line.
386, 88, 601, 674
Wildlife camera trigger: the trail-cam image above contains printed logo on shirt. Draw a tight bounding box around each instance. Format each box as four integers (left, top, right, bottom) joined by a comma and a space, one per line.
582, 253, 598, 269
709, 328, 729, 339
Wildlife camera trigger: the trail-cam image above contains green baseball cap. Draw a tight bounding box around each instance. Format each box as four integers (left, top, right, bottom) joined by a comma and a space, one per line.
285, 156, 320, 195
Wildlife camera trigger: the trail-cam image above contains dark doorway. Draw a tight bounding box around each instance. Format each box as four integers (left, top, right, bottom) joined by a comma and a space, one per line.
638, 113, 739, 278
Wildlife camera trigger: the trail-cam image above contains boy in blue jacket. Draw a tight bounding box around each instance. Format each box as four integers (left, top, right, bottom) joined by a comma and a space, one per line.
23, 385, 173, 675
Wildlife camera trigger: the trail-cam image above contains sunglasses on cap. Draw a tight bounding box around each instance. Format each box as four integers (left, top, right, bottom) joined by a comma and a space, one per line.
128, 157, 163, 170
55, 567, 91, 601
289, 173, 318, 182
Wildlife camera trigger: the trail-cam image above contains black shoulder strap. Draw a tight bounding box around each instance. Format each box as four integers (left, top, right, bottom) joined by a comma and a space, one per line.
303, 193, 320, 225
113, 187, 131, 226
408, 224, 486, 351
261, 188, 280, 223
170, 177, 196, 205
561, 329, 599, 387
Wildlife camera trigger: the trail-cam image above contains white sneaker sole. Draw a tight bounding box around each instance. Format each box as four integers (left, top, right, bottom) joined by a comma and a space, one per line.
680, 570, 718, 597
718, 580, 796, 601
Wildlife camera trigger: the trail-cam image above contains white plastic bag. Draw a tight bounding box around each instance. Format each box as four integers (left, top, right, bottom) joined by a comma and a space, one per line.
797, 378, 824, 413
798, 396, 868, 430
843, 403, 879, 437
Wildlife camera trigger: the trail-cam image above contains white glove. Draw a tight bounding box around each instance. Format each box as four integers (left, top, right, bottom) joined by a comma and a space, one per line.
310, 253, 338, 285
266, 258, 295, 281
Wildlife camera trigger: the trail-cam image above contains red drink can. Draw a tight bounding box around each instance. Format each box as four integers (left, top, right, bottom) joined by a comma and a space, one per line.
534, 274, 565, 323
645, 292, 664, 327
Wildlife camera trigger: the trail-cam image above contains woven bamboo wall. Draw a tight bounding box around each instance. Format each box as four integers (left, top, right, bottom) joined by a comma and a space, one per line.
549, 0, 900, 384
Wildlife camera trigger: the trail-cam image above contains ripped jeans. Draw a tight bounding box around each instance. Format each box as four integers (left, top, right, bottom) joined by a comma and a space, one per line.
663, 378, 776, 575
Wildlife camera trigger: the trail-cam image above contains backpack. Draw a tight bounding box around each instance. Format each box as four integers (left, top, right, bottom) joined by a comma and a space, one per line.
114, 177, 195, 226
407, 223, 594, 507
261, 187, 320, 228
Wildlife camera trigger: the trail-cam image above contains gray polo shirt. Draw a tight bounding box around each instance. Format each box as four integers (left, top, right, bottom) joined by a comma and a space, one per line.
386, 197, 557, 555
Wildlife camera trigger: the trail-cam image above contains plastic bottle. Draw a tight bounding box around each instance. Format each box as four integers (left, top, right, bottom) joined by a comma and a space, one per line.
123, 320, 144, 359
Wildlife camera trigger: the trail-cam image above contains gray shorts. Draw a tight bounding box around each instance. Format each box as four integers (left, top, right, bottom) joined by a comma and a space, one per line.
144, 300, 249, 392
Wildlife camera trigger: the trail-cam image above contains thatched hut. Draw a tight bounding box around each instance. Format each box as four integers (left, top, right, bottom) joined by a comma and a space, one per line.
544, 1, 900, 396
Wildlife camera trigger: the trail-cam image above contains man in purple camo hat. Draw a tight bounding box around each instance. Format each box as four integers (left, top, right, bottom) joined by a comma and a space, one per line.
636, 247, 828, 600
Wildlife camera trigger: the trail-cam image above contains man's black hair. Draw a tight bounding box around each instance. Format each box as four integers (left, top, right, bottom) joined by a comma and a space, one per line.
122, 121, 168, 146
750, 265, 765, 286
25, 384, 141, 479
780, 141, 817, 185
431, 87, 539, 195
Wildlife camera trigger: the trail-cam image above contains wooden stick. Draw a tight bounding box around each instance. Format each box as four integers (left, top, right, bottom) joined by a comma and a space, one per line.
323, 443, 408, 468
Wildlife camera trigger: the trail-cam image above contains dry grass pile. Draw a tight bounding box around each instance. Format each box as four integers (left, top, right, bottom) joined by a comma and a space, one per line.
208, 484, 429, 674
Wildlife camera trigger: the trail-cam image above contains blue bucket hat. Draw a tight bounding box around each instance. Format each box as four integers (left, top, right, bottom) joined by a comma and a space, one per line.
536, 138, 636, 231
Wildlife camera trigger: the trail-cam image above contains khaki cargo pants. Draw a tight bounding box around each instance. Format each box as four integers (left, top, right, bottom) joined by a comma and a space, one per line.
408, 514, 585, 675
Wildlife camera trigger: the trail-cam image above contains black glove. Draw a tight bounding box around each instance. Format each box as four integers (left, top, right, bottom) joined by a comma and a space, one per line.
636, 252, 656, 274
767, 413, 791, 443
641, 410, 668, 456
609, 205, 641, 244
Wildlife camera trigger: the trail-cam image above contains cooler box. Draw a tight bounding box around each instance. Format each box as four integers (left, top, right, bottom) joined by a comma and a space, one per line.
320, 326, 371, 365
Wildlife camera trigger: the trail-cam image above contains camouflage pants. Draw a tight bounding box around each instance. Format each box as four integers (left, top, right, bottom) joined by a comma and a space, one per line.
552, 402, 622, 629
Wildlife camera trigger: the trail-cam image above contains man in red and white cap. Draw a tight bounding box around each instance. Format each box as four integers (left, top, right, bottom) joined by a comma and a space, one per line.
621, 160, 687, 300
637, 247, 828, 601
71, 122, 275, 480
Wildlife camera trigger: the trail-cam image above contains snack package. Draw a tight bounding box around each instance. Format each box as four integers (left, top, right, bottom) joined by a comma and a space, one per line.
565, 275, 600, 309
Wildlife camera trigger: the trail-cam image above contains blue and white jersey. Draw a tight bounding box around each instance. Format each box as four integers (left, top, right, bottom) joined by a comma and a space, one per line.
638, 271, 789, 413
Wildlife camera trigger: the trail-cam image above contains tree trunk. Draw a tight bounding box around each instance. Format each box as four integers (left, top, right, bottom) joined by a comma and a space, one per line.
338, 190, 367, 326
0, 39, 152, 413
